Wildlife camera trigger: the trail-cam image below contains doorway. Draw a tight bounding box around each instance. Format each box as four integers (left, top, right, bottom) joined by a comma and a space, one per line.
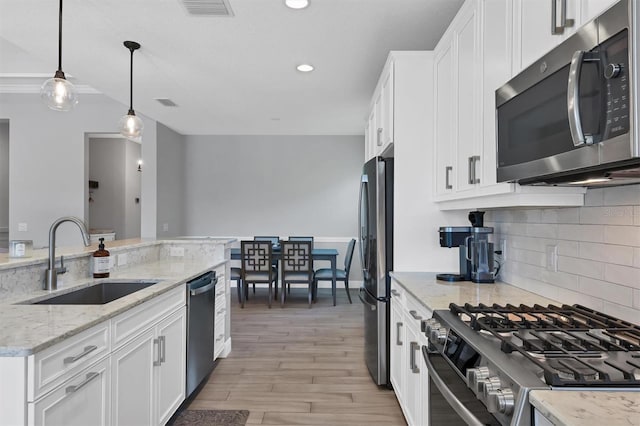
87, 135, 141, 241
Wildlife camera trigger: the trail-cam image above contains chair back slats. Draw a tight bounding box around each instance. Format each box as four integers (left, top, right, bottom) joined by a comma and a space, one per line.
241, 241, 273, 273
344, 238, 356, 272
281, 241, 313, 274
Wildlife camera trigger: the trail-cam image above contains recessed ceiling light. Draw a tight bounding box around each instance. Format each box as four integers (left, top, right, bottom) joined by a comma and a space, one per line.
285, 0, 309, 9
296, 64, 314, 72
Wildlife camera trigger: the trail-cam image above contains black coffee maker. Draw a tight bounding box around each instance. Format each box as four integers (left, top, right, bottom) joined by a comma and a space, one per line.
436, 211, 495, 283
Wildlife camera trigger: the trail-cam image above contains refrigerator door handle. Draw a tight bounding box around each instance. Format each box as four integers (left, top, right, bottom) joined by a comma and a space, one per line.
358, 175, 369, 272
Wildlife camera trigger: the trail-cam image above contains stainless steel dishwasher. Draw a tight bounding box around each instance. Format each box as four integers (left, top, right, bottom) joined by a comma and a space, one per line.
185, 270, 217, 398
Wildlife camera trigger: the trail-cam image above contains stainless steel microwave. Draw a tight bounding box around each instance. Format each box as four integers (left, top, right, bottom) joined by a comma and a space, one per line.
496, 0, 640, 186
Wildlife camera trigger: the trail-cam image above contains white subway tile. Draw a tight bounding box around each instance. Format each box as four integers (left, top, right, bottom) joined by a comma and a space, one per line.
584, 188, 604, 206
558, 256, 604, 279
578, 277, 632, 307
512, 248, 546, 267
635, 206, 640, 226
579, 206, 634, 225
510, 209, 542, 223
578, 242, 634, 266
525, 223, 558, 239
603, 184, 640, 206
604, 225, 640, 247
557, 240, 579, 257
557, 288, 604, 311
601, 301, 640, 324
635, 248, 640, 268
604, 264, 640, 289
634, 289, 640, 310
540, 208, 580, 224
558, 224, 604, 243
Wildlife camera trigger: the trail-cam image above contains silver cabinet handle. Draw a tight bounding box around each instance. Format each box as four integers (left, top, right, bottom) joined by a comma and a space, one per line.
159, 336, 166, 364
65, 372, 99, 394
468, 157, 474, 185
551, 0, 574, 35
445, 166, 453, 190
390, 289, 400, 297
377, 128, 383, 146
472, 156, 480, 184
63, 345, 98, 364
396, 322, 403, 346
409, 310, 422, 321
409, 342, 420, 374
153, 338, 162, 366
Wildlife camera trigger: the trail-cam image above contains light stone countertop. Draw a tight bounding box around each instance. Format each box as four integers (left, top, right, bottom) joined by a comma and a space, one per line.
0, 257, 225, 356
389, 271, 559, 311
529, 390, 640, 425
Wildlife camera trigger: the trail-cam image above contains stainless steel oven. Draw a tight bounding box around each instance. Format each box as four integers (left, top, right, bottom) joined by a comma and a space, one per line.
496, 0, 640, 185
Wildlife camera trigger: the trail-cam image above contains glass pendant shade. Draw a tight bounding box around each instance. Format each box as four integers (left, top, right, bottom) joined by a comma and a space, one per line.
119, 111, 144, 141
40, 73, 78, 111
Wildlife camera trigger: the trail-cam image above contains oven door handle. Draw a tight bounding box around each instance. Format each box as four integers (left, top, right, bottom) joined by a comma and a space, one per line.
568, 50, 599, 147
422, 346, 485, 426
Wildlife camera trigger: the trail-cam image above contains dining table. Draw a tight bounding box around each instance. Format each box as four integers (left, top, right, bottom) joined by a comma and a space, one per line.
230, 247, 340, 306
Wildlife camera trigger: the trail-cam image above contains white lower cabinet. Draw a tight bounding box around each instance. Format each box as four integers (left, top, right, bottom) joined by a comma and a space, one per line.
29, 357, 110, 426
390, 279, 432, 426
111, 307, 186, 426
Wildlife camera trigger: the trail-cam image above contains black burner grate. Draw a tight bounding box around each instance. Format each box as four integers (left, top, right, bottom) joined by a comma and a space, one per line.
449, 303, 640, 387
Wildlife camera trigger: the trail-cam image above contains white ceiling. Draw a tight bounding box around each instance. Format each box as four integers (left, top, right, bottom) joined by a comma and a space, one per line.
0, 0, 463, 135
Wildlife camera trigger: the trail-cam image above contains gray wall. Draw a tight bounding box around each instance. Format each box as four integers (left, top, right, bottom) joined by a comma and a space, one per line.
181, 135, 363, 237
0, 93, 157, 247
124, 139, 142, 239
0, 121, 8, 248
157, 123, 185, 237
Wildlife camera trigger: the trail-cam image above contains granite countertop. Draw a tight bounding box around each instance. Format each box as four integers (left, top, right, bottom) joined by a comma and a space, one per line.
0, 257, 225, 356
389, 271, 558, 311
529, 390, 640, 426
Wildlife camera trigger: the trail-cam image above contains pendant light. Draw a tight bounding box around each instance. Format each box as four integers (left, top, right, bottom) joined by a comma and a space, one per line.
40, 0, 78, 111
118, 41, 144, 141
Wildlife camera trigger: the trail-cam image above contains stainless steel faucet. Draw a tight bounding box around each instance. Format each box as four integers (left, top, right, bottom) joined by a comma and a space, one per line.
45, 216, 91, 291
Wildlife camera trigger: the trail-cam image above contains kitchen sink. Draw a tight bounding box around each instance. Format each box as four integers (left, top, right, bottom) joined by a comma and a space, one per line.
31, 281, 159, 305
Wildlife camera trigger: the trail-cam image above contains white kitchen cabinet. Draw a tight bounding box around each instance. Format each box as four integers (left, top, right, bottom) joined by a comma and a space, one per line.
29, 357, 110, 426
513, 0, 620, 74
112, 305, 186, 426
390, 279, 432, 426
365, 52, 429, 161
433, 0, 586, 210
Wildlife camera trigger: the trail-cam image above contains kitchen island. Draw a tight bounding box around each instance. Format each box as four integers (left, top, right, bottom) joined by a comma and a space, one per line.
0, 238, 234, 426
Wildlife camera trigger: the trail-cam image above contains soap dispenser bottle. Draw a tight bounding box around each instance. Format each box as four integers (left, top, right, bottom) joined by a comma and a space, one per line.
93, 237, 110, 278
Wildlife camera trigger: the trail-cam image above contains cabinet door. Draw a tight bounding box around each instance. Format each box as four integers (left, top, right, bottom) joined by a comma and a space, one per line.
111, 329, 155, 426
580, 0, 619, 22
156, 309, 187, 426
373, 91, 383, 154
30, 357, 110, 426
455, 3, 480, 194
389, 298, 405, 403
513, 0, 578, 73
404, 317, 422, 426
434, 38, 456, 196
380, 61, 395, 149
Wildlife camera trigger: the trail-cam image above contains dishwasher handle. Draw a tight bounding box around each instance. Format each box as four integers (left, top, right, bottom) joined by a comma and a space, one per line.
190, 277, 218, 296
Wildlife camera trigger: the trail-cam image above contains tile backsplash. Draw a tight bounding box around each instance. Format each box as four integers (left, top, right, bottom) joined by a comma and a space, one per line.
486, 184, 640, 324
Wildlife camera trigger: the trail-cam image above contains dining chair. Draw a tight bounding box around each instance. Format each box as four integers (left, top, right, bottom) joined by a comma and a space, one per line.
313, 238, 356, 304
285, 237, 313, 293
230, 267, 244, 308
241, 240, 278, 308
252, 236, 280, 295
280, 241, 314, 308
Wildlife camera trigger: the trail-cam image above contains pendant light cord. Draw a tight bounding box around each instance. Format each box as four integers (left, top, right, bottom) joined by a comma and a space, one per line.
57, 0, 63, 72
129, 47, 134, 112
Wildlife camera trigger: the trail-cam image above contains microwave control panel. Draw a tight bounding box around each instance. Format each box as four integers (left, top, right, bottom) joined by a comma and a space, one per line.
602, 30, 629, 139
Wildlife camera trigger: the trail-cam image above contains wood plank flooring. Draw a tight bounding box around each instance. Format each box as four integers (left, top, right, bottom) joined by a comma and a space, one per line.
188, 286, 407, 425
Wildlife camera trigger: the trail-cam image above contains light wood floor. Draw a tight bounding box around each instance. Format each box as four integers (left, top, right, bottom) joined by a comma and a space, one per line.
188, 286, 407, 425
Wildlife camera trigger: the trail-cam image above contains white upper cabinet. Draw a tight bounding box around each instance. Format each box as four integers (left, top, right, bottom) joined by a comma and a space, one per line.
365, 59, 394, 159
433, 0, 587, 210
513, 0, 620, 74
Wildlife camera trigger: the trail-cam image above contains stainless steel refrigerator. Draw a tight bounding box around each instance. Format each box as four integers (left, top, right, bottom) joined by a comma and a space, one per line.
358, 156, 393, 386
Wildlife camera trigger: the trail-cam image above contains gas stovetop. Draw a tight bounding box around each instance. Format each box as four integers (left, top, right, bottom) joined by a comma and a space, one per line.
448, 303, 640, 388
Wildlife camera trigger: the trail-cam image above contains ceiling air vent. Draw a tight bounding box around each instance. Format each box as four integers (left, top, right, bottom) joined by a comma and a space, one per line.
155, 98, 178, 107
179, 0, 234, 16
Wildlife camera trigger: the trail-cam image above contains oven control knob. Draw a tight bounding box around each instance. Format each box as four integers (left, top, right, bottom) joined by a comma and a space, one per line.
605, 63, 622, 79
487, 388, 515, 415
466, 366, 490, 395
430, 327, 447, 345
482, 376, 502, 399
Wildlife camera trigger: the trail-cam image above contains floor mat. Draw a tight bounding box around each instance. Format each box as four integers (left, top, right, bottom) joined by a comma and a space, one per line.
170, 409, 250, 426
